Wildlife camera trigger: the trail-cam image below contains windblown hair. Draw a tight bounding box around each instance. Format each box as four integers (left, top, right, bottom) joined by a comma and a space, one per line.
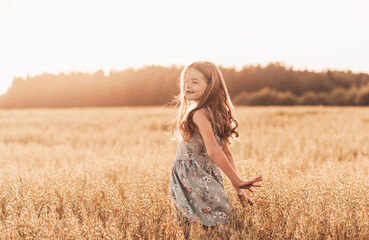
172, 61, 239, 145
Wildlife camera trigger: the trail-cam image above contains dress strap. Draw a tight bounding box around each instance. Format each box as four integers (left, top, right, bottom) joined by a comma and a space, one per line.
200, 108, 211, 121
200, 107, 220, 138
200, 107, 215, 126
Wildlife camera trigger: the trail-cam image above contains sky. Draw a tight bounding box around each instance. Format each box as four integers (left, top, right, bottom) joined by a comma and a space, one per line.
0, 0, 368, 95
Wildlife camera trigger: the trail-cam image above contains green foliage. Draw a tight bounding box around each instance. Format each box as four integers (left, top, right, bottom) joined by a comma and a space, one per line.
234, 83, 369, 106
356, 83, 369, 105
278, 91, 297, 105
329, 88, 350, 106
298, 92, 329, 106
233, 88, 298, 106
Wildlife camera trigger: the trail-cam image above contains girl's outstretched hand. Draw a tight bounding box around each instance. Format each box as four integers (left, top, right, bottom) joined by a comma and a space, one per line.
232, 176, 262, 206
236, 176, 263, 192
234, 187, 254, 206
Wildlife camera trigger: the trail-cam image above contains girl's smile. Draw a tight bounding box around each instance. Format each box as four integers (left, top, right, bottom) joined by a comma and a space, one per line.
185, 68, 208, 102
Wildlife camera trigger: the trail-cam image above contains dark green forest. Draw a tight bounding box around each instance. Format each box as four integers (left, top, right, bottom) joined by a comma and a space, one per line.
1, 62, 369, 108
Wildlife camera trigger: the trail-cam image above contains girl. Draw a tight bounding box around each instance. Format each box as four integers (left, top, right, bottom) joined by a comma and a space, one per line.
168, 61, 263, 229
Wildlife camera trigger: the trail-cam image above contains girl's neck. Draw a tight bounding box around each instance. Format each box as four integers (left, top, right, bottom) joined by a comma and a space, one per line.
186, 101, 197, 112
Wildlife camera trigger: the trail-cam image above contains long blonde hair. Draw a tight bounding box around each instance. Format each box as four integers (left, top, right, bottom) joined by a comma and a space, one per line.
172, 61, 239, 145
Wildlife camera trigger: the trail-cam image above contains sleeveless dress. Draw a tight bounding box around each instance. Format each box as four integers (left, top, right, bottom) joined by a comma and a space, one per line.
168, 107, 230, 227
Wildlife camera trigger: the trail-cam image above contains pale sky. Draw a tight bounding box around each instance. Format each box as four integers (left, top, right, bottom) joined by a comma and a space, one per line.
1, 0, 368, 95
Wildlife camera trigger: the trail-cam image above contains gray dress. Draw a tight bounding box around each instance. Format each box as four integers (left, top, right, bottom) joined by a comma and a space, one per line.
169, 107, 230, 226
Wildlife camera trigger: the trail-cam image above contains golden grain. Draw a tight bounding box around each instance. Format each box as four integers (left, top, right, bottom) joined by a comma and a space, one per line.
0, 106, 368, 239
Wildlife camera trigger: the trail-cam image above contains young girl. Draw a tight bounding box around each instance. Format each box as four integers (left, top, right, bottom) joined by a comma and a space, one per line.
168, 61, 263, 229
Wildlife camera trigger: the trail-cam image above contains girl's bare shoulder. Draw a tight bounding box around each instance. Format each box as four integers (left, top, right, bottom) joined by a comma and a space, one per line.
193, 108, 211, 123
198, 107, 212, 121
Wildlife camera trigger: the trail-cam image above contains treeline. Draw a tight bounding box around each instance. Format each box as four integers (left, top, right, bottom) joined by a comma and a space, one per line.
233, 85, 369, 106
1, 62, 369, 108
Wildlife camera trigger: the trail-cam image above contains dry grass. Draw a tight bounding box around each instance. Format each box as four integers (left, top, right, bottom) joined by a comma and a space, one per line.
0, 106, 368, 239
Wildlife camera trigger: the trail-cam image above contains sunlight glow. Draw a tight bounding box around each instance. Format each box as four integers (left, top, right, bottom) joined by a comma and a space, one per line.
1, 0, 368, 95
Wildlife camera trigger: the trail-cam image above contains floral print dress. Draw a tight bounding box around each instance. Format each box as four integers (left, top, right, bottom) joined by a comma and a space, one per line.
169, 108, 230, 226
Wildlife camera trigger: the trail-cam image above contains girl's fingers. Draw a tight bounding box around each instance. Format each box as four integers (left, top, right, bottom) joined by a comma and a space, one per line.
239, 176, 263, 189
253, 176, 263, 182
238, 193, 249, 207
248, 188, 254, 193
246, 197, 254, 205
238, 191, 254, 206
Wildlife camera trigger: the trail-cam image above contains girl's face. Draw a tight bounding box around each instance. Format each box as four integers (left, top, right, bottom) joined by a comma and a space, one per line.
184, 68, 208, 103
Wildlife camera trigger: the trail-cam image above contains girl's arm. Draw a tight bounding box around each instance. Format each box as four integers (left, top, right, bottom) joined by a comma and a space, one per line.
223, 141, 242, 190
222, 140, 255, 206
222, 141, 238, 174
193, 110, 242, 187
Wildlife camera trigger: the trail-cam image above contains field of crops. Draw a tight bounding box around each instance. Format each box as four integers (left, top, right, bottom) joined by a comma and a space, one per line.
0, 106, 368, 239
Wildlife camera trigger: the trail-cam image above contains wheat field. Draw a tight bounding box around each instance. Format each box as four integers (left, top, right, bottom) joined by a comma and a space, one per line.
0, 106, 368, 239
